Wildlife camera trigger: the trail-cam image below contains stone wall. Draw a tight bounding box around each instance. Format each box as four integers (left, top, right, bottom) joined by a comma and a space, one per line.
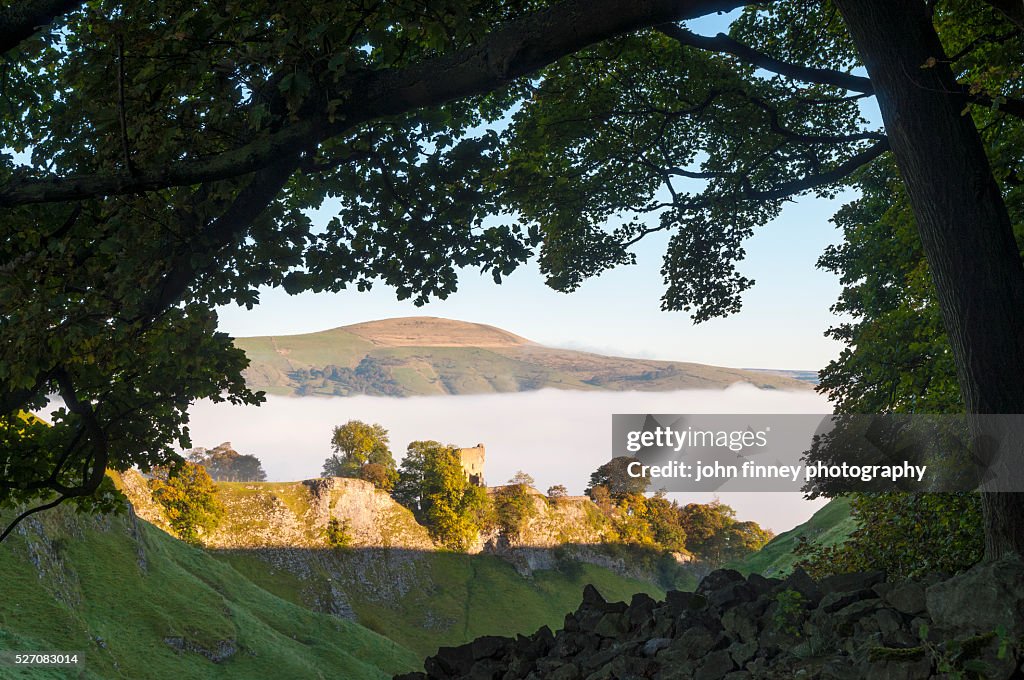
457, 444, 486, 486
401, 556, 1024, 680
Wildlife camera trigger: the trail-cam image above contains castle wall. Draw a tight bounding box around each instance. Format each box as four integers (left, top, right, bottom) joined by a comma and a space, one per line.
456, 444, 486, 486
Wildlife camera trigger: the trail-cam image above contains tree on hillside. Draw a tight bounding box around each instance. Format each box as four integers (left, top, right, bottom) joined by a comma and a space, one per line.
508, 471, 535, 488
547, 485, 569, 499
188, 443, 267, 483
3, 0, 1024, 557
586, 457, 650, 501
321, 420, 397, 489
148, 462, 225, 544
680, 500, 772, 566
392, 440, 488, 550
493, 472, 539, 542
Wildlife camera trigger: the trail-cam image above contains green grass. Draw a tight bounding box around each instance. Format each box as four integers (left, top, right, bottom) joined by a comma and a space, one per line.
0, 506, 419, 680
728, 497, 855, 577
219, 548, 664, 659
2, 493, 680, 678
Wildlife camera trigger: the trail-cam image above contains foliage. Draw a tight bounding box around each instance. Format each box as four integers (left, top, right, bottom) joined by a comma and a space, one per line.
583, 457, 767, 559
585, 457, 650, 500
291, 359, 404, 397
644, 493, 688, 553
187, 442, 267, 482
147, 462, 225, 543
507, 470, 535, 487
357, 462, 399, 492
546, 484, 569, 499
325, 517, 353, 549
680, 500, 773, 566
772, 588, 807, 637
493, 482, 538, 542
322, 420, 397, 488
610, 493, 657, 546
793, 492, 983, 580
393, 440, 488, 551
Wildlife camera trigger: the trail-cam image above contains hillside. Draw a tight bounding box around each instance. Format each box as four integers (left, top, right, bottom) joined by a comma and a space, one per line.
234, 317, 811, 396
117, 472, 680, 657
0, 502, 419, 680
728, 496, 855, 577
0, 474, 683, 677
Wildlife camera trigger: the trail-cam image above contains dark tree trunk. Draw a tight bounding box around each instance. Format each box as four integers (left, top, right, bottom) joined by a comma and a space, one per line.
835, 0, 1024, 559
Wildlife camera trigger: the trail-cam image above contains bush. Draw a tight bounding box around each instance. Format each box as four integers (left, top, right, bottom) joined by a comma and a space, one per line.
794, 492, 982, 580
326, 517, 353, 548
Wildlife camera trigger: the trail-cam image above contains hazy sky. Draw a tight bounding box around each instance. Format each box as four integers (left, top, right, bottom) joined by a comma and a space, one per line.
185, 385, 831, 533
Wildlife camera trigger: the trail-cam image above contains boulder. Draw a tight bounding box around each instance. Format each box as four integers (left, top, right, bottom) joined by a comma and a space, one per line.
819, 570, 885, 595
882, 582, 926, 616
695, 649, 736, 680
926, 555, 1024, 636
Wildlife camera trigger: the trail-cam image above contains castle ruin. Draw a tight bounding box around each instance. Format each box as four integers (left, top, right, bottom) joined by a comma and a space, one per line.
456, 444, 485, 487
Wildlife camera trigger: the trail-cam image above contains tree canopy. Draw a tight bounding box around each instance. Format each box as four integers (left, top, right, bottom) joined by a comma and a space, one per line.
322, 420, 397, 487
147, 461, 225, 543
2, 0, 1024, 553
392, 440, 487, 550
188, 442, 267, 482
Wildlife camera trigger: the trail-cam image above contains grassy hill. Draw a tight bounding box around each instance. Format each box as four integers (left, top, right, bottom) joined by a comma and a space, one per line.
220, 549, 664, 659
0, 476, 678, 678
0, 504, 418, 680
728, 497, 856, 577
235, 317, 812, 396
117, 471, 676, 658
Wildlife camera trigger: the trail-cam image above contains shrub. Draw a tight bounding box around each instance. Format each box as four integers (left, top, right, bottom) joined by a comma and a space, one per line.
794, 492, 982, 580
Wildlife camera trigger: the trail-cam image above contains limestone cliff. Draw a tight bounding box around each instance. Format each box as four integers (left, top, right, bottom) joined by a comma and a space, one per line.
121, 471, 434, 550
120, 470, 617, 556
118, 470, 696, 630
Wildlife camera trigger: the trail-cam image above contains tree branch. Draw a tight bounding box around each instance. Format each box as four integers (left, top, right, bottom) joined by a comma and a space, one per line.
143, 155, 303, 318
743, 137, 890, 200
0, 0, 83, 55
0, 0, 751, 207
970, 92, 1024, 121
657, 24, 874, 94
981, 0, 1024, 31
0, 495, 70, 542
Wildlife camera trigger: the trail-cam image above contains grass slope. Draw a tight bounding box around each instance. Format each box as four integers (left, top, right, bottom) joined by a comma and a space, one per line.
219, 549, 665, 659
728, 497, 855, 577
235, 318, 811, 396
0, 506, 419, 679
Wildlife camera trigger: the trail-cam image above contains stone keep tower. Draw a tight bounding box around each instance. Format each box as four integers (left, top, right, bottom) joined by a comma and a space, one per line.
456, 444, 485, 487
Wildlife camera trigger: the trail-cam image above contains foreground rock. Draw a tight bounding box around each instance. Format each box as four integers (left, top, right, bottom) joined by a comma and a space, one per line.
397, 556, 1024, 680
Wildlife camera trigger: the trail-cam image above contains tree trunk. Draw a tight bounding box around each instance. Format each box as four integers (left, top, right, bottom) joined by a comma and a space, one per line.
834, 0, 1024, 559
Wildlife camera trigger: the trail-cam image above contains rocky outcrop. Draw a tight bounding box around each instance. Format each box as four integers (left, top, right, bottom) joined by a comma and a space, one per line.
486, 490, 614, 550
400, 556, 1024, 680
120, 472, 693, 607
120, 470, 434, 550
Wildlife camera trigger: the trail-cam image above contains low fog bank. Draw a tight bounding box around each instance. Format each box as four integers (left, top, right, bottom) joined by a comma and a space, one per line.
182, 384, 831, 533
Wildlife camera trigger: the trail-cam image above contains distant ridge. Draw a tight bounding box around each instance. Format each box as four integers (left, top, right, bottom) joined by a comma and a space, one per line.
234, 316, 811, 397
344, 316, 534, 348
